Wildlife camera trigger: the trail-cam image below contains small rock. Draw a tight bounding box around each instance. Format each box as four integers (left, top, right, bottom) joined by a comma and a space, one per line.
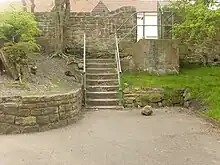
77, 63, 83, 70
141, 105, 153, 116
158, 102, 163, 107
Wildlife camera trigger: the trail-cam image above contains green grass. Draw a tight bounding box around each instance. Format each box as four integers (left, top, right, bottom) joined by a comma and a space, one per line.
121, 65, 220, 121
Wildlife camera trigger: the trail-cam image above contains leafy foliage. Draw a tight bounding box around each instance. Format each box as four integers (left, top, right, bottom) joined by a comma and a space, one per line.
0, 11, 40, 68
166, 0, 220, 64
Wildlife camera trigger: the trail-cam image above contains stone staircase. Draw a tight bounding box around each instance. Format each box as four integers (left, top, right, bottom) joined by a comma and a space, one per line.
85, 59, 122, 110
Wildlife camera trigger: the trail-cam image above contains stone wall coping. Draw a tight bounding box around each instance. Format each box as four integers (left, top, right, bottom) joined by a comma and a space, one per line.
0, 88, 82, 103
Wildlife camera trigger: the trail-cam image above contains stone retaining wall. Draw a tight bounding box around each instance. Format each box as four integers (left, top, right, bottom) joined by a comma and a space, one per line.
123, 87, 192, 108
0, 88, 83, 134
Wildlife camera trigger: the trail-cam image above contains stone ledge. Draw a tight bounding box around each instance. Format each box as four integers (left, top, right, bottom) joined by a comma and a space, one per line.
0, 88, 83, 134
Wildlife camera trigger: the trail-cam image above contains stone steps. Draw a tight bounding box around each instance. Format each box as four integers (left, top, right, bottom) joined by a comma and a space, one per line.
86, 85, 118, 92
86, 63, 116, 68
86, 79, 118, 86
86, 99, 119, 106
85, 58, 121, 109
86, 91, 118, 99
87, 73, 118, 80
87, 68, 116, 74
86, 105, 123, 110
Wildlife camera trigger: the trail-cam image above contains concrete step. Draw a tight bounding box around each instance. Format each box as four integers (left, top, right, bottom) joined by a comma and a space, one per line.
86, 63, 116, 68
87, 73, 117, 79
86, 91, 118, 99
86, 85, 118, 92
86, 79, 118, 86
86, 68, 117, 74
86, 105, 123, 110
86, 99, 119, 106
87, 59, 115, 63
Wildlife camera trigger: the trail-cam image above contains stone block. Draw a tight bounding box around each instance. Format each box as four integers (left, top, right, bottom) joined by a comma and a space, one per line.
21, 126, 39, 133
0, 114, 15, 124
0, 123, 20, 134
59, 112, 67, 120
31, 108, 42, 116
18, 109, 30, 117
15, 116, 36, 126
49, 114, 59, 122
36, 116, 50, 125
1, 102, 19, 115
20, 103, 37, 109
42, 107, 58, 115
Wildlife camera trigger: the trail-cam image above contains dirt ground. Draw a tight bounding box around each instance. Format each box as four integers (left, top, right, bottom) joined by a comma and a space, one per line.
0, 107, 219, 165
0, 54, 82, 96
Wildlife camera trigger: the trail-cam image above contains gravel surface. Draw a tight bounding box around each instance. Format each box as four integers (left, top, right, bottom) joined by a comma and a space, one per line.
0, 107, 219, 165
0, 55, 82, 96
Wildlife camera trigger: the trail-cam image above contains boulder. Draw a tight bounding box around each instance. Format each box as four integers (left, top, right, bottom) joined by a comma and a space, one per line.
141, 105, 153, 116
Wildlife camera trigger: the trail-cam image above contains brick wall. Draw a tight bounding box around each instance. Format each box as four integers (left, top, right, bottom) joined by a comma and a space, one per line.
35, 6, 137, 58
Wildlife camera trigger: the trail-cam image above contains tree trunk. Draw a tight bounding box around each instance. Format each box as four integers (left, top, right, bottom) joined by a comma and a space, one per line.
29, 0, 35, 13
53, 0, 70, 56
21, 0, 27, 12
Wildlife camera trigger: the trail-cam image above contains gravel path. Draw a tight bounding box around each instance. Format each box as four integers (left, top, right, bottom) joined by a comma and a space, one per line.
0, 108, 220, 165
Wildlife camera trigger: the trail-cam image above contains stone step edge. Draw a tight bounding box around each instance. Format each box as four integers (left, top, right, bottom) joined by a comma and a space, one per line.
86, 91, 118, 94
86, 68, 116, 70
86, 85, 118, 88
86, 63, 115, 65
86, 99, 119, 102
87, 73, 117, 76
86, 106, 123, 110
86, 79, 118, 82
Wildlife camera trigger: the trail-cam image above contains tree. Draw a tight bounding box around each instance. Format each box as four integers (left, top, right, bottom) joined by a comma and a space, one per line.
51, 0, 70, 58
21, 0, 35, 12
170, 0, 220, 64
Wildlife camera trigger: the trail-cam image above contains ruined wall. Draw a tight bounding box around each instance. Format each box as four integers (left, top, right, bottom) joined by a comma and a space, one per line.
0, 88, 83, 134
121, 39, 179, 74
35, 7, 137, 58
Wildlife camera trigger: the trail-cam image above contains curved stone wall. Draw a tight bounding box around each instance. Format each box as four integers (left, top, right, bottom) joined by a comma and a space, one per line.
0, 88, 83, 134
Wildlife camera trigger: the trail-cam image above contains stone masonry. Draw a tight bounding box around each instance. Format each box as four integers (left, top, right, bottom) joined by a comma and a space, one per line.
0, 88, 83, 134
35, 6, 136, 58
123, 87, 192, 108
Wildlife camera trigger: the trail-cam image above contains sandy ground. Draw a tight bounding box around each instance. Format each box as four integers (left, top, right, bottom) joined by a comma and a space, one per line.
0, 108, 220, 165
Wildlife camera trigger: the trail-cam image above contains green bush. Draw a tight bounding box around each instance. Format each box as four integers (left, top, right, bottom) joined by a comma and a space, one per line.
0, 11, 40, 67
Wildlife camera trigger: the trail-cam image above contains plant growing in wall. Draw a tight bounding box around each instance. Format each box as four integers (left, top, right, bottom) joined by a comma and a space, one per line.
0, 11, 40, 83
169, 0, 220, 65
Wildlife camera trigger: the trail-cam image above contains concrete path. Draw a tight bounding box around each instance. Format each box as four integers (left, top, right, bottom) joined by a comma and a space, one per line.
0, 108, 220, 165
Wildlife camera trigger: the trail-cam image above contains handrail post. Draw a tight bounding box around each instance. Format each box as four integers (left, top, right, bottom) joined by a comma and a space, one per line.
83, 33, 86, 107
115, 33, 122, 106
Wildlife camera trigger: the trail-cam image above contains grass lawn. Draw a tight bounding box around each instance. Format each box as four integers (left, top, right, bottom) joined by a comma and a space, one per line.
121, 65, 220, 121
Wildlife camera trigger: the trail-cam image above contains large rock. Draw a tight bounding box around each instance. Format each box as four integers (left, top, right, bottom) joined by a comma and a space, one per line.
141, 105, 153, 116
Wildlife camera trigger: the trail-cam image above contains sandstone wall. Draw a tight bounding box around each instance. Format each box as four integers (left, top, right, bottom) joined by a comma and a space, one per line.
121, 39, 179, 74
123, 87, 192, 108
0, 88, 83, 134
35, 7, 137, 58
